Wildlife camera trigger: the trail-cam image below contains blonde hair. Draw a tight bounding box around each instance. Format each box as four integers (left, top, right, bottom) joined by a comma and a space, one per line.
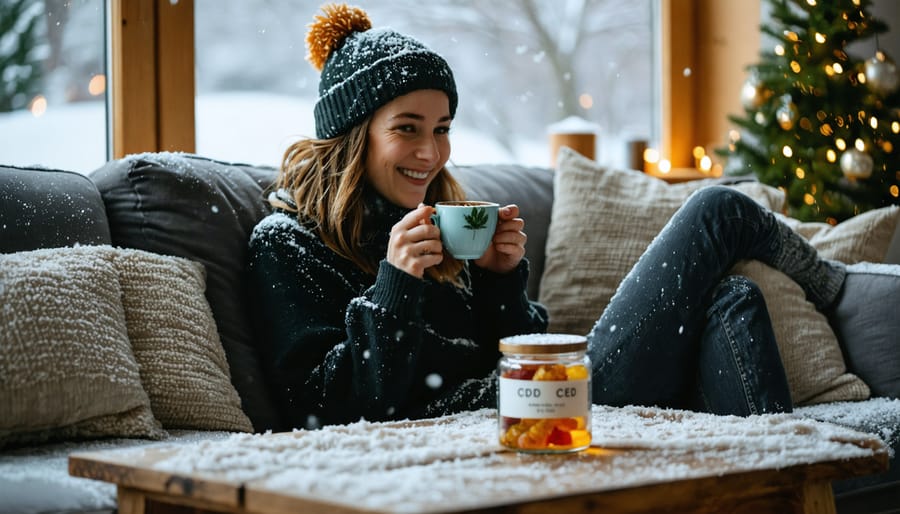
274, 118, 467, 284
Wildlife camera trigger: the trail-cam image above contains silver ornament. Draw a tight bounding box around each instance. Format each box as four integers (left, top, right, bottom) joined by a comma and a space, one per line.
776, 95, 798, 130
864, 51, 899, 96
740, 75, 768, 110
840, 149, 874, 180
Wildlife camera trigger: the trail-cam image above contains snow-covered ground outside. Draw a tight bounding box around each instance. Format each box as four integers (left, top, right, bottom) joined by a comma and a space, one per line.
0, 92, 632, 175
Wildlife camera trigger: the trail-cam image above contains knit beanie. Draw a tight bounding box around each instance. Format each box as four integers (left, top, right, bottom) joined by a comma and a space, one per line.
306, 4, 458, 139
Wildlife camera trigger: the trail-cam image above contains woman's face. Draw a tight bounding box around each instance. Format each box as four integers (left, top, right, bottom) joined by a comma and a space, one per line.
365, 89, 452, 209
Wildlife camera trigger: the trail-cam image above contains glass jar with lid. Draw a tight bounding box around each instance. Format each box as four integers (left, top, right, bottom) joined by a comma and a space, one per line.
497, 333, 592, 453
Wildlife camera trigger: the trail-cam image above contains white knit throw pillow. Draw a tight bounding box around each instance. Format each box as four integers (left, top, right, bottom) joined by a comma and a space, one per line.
111, 248, 253, 432
0, 246, 164, 447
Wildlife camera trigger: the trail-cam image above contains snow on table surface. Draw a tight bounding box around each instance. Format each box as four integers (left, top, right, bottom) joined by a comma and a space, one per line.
0, 400, 891, 514
94, 404, 891, 513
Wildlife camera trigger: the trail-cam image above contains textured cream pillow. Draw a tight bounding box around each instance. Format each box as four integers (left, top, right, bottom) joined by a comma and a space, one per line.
728, 261, 868, 405
111, 249, 253, 432
540, 148, 785, 335
782, 207, 900, 264
540, 148, 893, 406
0, 247, 165, 447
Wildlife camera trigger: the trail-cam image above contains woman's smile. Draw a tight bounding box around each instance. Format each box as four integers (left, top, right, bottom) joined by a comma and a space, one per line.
399, 167, 431, 181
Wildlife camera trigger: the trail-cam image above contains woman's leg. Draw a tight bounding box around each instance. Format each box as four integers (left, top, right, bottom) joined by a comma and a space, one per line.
692, 276, 792, 416
588, 185, 843, 409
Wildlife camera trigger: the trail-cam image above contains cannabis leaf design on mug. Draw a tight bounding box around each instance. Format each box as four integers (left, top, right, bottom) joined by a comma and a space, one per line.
463, 207, 489, 238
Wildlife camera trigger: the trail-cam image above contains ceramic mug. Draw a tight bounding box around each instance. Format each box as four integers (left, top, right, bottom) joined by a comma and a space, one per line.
431, 201, 499, 259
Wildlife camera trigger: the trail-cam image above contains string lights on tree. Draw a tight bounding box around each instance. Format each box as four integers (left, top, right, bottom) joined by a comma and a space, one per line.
718, 0, 900, 223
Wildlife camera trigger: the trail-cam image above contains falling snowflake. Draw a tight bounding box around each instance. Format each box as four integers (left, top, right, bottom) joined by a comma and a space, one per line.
425, 373, 443, 389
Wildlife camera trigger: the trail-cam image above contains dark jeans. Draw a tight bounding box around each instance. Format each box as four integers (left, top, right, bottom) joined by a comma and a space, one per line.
692, 275, 791, 415
588, 185, 839, 416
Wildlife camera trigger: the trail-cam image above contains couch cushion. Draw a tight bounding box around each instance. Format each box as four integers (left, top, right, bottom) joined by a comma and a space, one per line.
0, 165, 111, 252
90, 153, 280, 432
0, 430, 233, 514
450, 163, 554, 299
540, 148, 874, 406
829, 263, 900, 399
0, 246, 165, 448
112, 248, 254, 432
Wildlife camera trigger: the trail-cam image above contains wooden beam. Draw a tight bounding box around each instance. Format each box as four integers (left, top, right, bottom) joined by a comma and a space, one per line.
110, 0, 157, 158
156, 0, 195, 153
658, 0, 761, 172
695, 0, 761, 154
660, 0, 697, 169
110, 0, 195, 158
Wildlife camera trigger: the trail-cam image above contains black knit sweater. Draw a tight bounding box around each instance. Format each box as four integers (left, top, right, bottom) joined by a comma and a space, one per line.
247, 186, 548, 430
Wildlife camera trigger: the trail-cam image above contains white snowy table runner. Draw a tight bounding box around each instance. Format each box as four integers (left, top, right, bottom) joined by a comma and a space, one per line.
68, 405, 889, 513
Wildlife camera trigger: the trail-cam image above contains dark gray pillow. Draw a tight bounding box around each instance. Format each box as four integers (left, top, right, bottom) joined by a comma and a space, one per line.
90, 153, 281, 431
449, 163, 554, 299
829, 263, 900, 398
0, 165, 111, 253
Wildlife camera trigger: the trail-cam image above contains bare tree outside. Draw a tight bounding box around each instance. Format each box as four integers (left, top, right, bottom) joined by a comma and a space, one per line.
364, 0, 652, 154
193, 0, 653, 162
0, 0, 654, 169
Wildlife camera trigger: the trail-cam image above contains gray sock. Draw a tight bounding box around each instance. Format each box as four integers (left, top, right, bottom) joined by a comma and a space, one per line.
769, 220, 846, 310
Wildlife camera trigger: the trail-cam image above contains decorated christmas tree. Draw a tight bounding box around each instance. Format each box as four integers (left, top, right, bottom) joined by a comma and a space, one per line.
0, 0, 44, 112
719, 0, 900, 223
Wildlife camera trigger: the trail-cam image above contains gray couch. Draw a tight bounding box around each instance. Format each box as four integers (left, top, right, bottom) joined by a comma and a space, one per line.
1, 153, 898, 514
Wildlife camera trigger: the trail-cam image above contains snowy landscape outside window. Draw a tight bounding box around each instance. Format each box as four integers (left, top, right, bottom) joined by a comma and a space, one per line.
0, 0, 653, 172
0, 0, 106, 173
194, 0, 654, 169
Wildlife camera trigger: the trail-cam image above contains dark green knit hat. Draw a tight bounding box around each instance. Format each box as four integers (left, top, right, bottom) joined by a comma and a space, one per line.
306, 4, 458, 139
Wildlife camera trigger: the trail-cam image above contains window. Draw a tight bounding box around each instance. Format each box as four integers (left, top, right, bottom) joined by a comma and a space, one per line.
0, 1, 746, 175
0, 0, 107, 173
194, 0, 654, 169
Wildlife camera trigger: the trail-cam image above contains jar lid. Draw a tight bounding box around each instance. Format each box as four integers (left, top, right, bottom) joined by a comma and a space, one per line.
499, 333, 587, 354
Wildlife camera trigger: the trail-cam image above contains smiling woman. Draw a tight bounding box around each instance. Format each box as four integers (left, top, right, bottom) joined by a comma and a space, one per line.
244, 4, 548, 431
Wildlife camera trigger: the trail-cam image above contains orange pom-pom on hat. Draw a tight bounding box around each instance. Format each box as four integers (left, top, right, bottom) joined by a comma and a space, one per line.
305, 3, 371, 72
305, 3, 458, 139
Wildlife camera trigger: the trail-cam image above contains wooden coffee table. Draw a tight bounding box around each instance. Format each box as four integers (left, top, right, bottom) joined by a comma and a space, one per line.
69, 407, 888, 514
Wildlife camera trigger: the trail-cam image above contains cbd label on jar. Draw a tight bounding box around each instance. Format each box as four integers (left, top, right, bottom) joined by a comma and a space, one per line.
498, 333, 592, 453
